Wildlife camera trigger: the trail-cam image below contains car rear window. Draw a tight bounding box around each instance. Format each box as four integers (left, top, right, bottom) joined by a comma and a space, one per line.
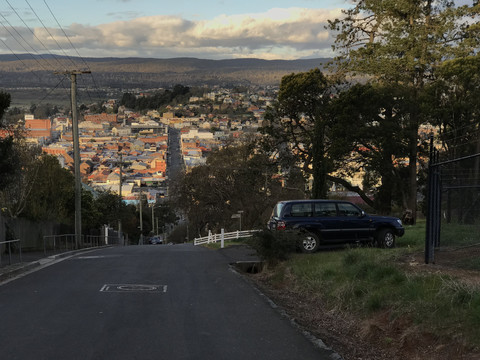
290, 203, 313, 217
272, 203, 284, 217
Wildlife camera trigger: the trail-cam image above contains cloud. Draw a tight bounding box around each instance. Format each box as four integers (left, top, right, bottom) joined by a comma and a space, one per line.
1, 7, 342, 60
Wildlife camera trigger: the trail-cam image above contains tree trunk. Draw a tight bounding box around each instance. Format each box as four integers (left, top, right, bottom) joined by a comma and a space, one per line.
312, 120, 327, 199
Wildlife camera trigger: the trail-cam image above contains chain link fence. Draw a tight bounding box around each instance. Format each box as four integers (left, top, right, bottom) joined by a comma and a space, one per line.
426, 142, 480, 266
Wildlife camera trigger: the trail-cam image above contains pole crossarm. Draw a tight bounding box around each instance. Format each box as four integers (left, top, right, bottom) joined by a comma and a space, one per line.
53, 70, 91, 75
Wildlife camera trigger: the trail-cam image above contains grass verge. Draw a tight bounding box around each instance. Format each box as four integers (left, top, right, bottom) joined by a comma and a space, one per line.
252, 221, 480, 353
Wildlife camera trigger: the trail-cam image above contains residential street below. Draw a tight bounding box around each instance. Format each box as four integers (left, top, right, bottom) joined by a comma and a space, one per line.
0, 244, 340, 360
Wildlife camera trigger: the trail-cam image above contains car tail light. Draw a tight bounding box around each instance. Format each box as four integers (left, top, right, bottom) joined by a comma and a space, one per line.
276, 221, 286, 230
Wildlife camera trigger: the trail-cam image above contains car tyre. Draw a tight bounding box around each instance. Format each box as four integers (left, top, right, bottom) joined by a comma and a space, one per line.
301, 232, 320, 253
376, 228, 395, 248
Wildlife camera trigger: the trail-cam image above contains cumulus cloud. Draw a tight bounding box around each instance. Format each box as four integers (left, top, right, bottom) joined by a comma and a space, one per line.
1, 7, 342, 59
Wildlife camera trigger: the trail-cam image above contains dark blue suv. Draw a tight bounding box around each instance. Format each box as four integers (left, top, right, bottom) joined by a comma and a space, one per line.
267, 200, 405, 253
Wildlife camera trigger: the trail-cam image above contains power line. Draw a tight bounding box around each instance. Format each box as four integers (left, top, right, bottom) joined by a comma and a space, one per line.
0, 37, 44, 83
36, 76, 70, 106
5, 0, 67, 70
0, 35, 71, 107
0, 1, 103, 109
42, 0, 103, 101
0, 18, 49, 74
42, 0, 88, 69
0, 10, 58, 71
24, 0, 79, 69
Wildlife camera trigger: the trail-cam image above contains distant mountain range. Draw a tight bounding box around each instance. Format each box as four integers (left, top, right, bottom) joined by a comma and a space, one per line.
0, 55, 330, 89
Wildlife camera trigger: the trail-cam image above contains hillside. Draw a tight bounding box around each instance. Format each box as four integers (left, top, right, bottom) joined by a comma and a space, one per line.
0, 55, 330, 89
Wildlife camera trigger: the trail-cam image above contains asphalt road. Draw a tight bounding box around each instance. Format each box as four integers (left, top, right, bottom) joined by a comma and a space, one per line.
0, 244, 339, 360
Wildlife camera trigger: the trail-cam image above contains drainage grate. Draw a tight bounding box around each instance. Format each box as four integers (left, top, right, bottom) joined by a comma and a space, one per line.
100, 284, 167, 293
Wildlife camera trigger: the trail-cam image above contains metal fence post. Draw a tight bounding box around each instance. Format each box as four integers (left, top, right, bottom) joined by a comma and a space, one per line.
425, 136, 435, 264
8, 240, 12, 265
221, 228, 225, 249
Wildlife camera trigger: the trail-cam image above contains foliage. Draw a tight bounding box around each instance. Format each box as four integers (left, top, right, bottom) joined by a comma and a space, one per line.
247, 230, 298, 264
330, 83, 411, 213
120, 84, 192, 111
151, 201, 178, 233
327, 0, 479, 219
0, 136, 18, 191
0, 91, 16, 191
425, 55, 480, 158
22, 154, 75, 223
0, 139, 42, 218
0, 90, 11, 123
0, 146, 141, 240
168, 224, 188, 244
174, 140, 304, 238
88, 190, 140, 239
283, 245, 480, 347
262, 68, 336, 198
29, 103, 59, 119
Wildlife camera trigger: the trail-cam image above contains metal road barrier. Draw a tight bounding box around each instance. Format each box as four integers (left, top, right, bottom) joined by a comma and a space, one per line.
43, 234, 121, 255
0, 239, 22, 266
194, 230, 259, 248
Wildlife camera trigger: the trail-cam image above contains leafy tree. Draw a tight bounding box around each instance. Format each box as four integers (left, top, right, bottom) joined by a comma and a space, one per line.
0, 91, 11, 122
120, 92, 137, 109
120, 85, 192, 112
425, 55, 480, 158
328, 0, 478, 219
330, 83, 411, 214
151, 201, 178, 234
0, 91, 16, 191
0, 140, 42, 218
80, 190, 102, 232
22, 154, 75, 222
88, 190, 140, 240
29, 103, 58, 119
0, 136, 18, 191
174, 141, 302, 237
262, 68, 336, 198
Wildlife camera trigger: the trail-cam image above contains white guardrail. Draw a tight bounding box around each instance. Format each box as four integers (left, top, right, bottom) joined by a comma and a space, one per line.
194, 229, 259, 248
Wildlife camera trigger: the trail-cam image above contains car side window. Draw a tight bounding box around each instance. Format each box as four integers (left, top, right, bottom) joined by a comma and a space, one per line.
290, 203, 313, 217
337, 203, 362, 217
314, 202, 337, 217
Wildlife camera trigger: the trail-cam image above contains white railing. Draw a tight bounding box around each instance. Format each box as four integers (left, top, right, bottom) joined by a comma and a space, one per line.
194, 229, 259, 248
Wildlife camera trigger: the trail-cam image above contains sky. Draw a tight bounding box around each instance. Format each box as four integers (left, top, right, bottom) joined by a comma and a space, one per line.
0, 0, 350, 60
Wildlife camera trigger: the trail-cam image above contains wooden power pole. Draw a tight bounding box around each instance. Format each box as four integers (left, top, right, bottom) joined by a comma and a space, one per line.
55, 70, 91, 249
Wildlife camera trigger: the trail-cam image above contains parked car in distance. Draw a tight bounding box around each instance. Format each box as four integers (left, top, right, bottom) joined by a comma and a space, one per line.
267, 200, 405, 253
149, 236, 163, 245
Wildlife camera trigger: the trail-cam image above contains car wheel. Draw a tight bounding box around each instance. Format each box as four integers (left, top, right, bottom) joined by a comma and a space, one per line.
376, 229, 395, 248
301, 232, 320, 253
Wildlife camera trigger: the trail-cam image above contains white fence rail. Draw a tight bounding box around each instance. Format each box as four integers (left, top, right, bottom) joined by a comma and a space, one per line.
194, 229, 259, 248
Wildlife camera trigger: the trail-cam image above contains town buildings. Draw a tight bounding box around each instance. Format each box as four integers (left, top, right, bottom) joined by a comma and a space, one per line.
33, 87, 270, 204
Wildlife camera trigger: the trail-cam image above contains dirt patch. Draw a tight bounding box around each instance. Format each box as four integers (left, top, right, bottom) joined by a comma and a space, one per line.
248, 250, 480, 360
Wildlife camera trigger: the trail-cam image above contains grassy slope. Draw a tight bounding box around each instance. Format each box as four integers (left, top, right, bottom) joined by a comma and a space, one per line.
251, 222, 480, 356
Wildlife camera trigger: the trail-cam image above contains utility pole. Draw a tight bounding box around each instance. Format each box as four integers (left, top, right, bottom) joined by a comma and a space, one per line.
55, 70, 91, 249
118, 151, 123, 245
139, 191, 143, 245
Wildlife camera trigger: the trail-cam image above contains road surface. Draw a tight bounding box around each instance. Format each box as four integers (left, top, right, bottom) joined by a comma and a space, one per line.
0, 244, 339, 360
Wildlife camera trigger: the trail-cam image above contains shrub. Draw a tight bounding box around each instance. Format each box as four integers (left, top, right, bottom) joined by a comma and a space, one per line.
247, 230, 298, 264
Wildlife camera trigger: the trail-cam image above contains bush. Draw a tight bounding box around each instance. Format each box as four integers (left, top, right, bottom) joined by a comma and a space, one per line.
247, 230, 298, 264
